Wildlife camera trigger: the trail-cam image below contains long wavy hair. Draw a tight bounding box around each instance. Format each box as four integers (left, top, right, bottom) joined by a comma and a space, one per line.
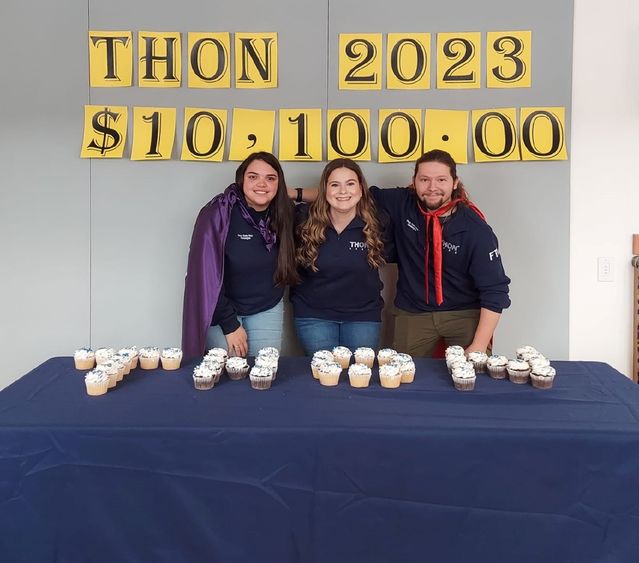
296, 158, 385, 272
235, 152, 300, 286
413, 149, 472, 204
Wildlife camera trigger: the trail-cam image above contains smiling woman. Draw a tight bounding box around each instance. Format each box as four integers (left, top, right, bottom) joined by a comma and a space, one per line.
291, 159, 389, 355
182, 152, 299, 359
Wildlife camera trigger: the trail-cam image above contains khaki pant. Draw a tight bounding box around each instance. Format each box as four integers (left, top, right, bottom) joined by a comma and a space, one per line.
392, 307, 484, 357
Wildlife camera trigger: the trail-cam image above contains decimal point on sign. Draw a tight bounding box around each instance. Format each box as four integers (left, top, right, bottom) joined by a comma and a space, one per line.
442, 135, 449, 141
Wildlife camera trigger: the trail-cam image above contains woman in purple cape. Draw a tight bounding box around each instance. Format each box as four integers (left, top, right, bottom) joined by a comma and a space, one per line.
182, 152, 298, 359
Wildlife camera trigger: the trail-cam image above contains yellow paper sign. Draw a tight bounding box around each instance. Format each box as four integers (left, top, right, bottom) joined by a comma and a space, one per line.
471, 108, 520, 162
386, 34, 431, 90
229, 108, 275, 161
339, 34, 382, 90
131, 107, 176, 161
378, 109, 423, 163
180, 108, 227, 162
327, 110, 371, 161
235, 33, 278, 88
436, 32, 481, 89
138, 31, 181, 88
487, 31, 532, 88
89, 31, 133, 87
519, 107, 567, 161
80, 105, 128, 158
423, 109, 469, 164
278, 109, 322, 161
187, 32, 230, 88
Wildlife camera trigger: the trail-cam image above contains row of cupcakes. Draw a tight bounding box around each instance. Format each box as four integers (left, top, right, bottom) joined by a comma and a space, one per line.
311, 347, 416, 388
445, 345, 556, 390
74, 346, 183, 371
192, 347, 280, 391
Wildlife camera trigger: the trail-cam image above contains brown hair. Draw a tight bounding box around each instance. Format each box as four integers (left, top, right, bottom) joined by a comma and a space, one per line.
413, 149, 472, 203
236, 152, 299, 286
296, 158, 385, 272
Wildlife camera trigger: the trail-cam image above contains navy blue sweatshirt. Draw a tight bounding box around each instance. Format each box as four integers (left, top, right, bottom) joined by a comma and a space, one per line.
371, 186, 510, 313
291, 207, 384, 322
212, 203, 282, 334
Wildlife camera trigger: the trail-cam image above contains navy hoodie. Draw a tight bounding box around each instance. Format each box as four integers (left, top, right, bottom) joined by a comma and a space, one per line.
371, 186, 510, 313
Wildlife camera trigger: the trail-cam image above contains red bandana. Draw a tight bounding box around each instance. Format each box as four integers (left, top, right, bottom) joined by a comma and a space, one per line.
417, 199, 485, 306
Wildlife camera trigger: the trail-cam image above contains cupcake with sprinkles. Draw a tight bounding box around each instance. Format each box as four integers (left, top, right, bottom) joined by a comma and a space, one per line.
161, 347, 183, 370
74, 348, 95, 370
139, 347, 160, 370
84, 369, 109, 396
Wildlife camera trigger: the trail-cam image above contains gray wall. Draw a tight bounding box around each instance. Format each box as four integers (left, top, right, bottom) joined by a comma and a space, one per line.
0, 0, 572, 388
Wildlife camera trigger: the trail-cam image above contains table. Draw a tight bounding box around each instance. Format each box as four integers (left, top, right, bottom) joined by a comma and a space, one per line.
1, 357, 638, 563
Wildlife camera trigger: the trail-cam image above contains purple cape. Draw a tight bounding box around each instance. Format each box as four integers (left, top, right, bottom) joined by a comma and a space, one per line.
181, 184, 277, 359
181, 185, 236, 359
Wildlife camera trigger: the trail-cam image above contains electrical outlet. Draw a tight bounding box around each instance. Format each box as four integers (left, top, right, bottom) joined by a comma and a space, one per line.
597, 256, 614, 282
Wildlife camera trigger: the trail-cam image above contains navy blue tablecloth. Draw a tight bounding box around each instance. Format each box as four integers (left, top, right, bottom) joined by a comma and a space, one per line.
0, 357, 638, 563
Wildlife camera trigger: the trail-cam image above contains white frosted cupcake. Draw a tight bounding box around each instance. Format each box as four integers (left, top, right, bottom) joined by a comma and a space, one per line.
95, 348, 114, 365
85, 370, 109, 396
311, 357, 327, 379
74, 348, 95, 370
486, 355, 508, 379
249, 366, 273, 390
467, 351, 488, 373
118, 347, 139, 369
111, 357, 125, 381
397, 360, 416, 384
318, 362, 342, 387
516, 346, 539, 362
332, 346, 352, 369
112, 353, 132, 375
255, 355, 278, 380
379, 363, 401, 388
447, 355, 468, 375
377, 348, 397, 366
507, 359, 531, 384
529, 355, 550, 371
206, 348, 228, 365
139, 347, 160, 369
226, 356, 249, 380
193, 363, 215, 390
161, 347, 183, 370
257, 347, 280, 360
445, 345, 465, 359
99, 362, 119, 389
531, 365, 556, 389
348, 363, 372, 388
354, 347, 375, 368
451, 364, 476, 391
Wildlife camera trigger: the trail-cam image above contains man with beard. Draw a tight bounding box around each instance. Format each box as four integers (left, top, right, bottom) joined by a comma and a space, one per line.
370, 149, 511, 357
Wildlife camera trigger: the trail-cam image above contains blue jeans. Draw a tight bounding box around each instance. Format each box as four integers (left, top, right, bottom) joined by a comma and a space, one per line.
294, 317, 381, 356
207, 300, 283, 357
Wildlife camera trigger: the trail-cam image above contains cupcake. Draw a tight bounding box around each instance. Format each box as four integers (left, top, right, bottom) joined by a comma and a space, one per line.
161, 347, 183, 370
118, 347, 139, 369
257, 347, 280, 360
445, 345, 465, 359
379, 364, 401, 389
99, 362, 119, 389
249, 366, 273, 390
95, 348, 114, 365
354, 347, 375, 368
377, 348, 397, 366
313, 350, 334, 362
139, 347, 160, 369
206, 348, 228, 365
111, 357, 125, 381
531, 365, 556, 389
311, 357, 327, 379
529, 355, 551, 371
226, 357, 249, 380
507, 359, 531, 384
397, 360, 416, 384
467, 351, 488, 373
447, 355, 468, 375
193, 363, 215, 390
318, 362, 342, 387
348, 363, 372, 388
84, 370, 109, 396
332, 346, 352, 369
516, 346, 539, 362
254, 355, 278, 380
451, 364, 476, 391
74, 348, 95, 370
486, 355, 508, 379
112, 353, 131, 376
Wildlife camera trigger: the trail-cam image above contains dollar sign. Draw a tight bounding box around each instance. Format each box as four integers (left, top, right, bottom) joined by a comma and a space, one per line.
88, 108, 121, 155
